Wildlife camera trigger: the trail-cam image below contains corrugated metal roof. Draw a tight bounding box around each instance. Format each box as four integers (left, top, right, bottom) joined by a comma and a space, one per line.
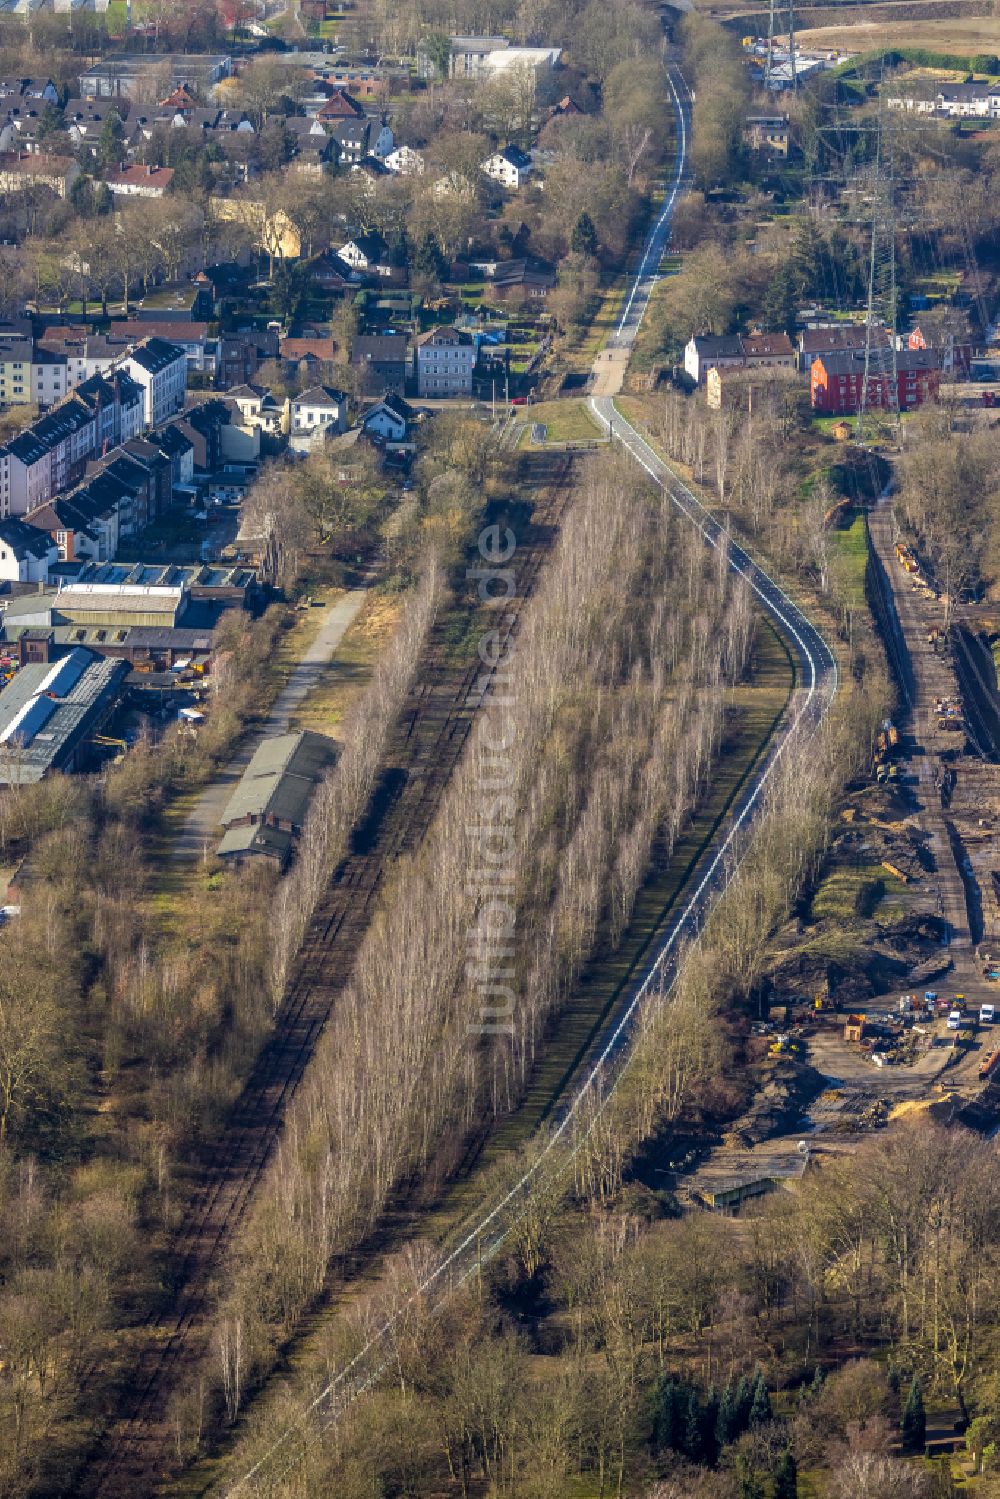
221, 730, 336, 831
0, 646, 127, 781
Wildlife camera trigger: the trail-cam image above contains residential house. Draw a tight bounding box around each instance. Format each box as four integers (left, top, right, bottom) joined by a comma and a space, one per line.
191, 262, 254, 316
287, 386, 349, 448
0, 109, 56, 155
136, 283, 212, 322
122, 337, 187, 428
0, 515, 56, 582
739, 332, 796, 370
214, 329, 279, 390
384, 144, 425, 176
908, 325, 973, 378
810, 347, 940, 414
306, 250, 359, 296
481, 144, 533, 189
109, 321, 211, 374
796, 323, 891, 373
157, 421, 195, 492
315, 86, 365, 119
1, 430, 51, 517
683, 334, 746, 386
227, 383, 285, 436
362, 392, 416, 445
351, 335, 409, 394
339, 232, 392, 276
743, 114, 790, 156
0, 337, 70, 409
327, 117, 372, 164
352, 155, 392, 190
103, 163, 175, 197
0, 77, 59, 105
23, 491, 111, 563
0, 153, 80, 197
414, 326, 475, 398
489, 257, 557, 300
280, 336, 338, 384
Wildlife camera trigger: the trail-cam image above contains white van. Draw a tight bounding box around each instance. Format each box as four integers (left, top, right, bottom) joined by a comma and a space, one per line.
947, 1010, 962, 1031
981, 1003, 995, 1025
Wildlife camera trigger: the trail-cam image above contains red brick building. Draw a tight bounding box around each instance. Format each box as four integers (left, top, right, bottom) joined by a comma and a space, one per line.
810, 347, 940, 415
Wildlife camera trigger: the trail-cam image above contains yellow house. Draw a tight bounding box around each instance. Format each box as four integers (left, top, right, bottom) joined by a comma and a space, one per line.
211, 197, 302, 263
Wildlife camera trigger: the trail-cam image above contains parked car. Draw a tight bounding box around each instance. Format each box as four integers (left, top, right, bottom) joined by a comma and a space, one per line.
947, 1010, 962, 1031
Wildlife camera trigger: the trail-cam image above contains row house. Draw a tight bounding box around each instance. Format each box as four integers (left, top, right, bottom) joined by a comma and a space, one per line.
0, 335, 70, 409
684, 331, 796, 386
887, 82, 1000, 119
796, 323, 891, 374
121, 337, 188, 429
0, 366, 148, 518
810, 347, 940, 414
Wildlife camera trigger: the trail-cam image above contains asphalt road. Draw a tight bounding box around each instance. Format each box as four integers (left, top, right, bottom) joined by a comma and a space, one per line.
222, 57, 839, 1499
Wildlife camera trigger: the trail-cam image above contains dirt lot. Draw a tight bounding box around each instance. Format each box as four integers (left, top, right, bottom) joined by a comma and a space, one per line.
793, 14, 1000, 51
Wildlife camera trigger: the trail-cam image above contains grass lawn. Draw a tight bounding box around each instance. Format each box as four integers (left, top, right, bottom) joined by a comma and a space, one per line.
290, 592, 402, 736
513, 399, 603, 446
829, 513, 869, 610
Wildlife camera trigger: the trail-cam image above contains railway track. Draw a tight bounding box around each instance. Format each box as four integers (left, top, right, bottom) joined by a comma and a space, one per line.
81, 453, 576, 1499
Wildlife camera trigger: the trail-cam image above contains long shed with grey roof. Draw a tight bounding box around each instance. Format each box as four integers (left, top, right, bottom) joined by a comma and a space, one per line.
218, 730, 337, 867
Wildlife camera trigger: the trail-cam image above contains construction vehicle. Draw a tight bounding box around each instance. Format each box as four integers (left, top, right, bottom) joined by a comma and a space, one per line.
895, 541, 919, 574
980, 1050, 1000, 1080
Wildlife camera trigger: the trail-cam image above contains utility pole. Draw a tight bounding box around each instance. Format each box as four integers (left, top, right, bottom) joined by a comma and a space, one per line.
858, 74, 898, 445
765, 0, 777, 91
787, 0, 797, 90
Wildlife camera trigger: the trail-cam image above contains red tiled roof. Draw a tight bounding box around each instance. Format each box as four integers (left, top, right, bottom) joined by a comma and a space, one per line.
103, 165, 175, 190
280, 337, 337, 361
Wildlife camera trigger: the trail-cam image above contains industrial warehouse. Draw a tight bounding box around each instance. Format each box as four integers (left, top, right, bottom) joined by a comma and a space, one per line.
0, 647, 129, 783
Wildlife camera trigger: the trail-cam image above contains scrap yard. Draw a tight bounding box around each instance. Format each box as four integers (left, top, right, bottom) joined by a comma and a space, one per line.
668, 502, 1000, 1216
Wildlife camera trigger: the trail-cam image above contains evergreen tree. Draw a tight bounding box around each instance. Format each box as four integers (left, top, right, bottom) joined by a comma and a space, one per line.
749, 1369, 772, 1428
902, 1375, 926, 1453
701, 1384, 720, 1465
571, 211, 599, 258
652, 1377, 682, 1451
683, 1385, 705, 1462
413, 232, 446, 281
735, 1373, 754, 1433
762, 259, 798, 335
887, 1359, 901, 1396
96, 109, 125, 170
810, 1365, 825, 1399
773, 1449, 798, 1499
717, 1381, 739, 1448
